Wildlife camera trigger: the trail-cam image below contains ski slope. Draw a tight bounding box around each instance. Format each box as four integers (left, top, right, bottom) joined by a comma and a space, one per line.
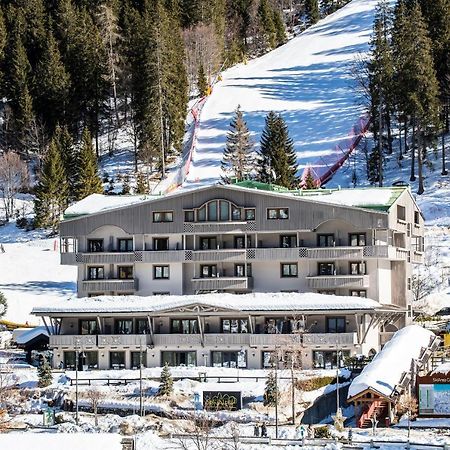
183, 0, 383, 189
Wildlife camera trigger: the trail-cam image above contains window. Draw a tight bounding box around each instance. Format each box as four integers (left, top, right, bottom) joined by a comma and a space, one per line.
407, 277, 411, 291
313, 350, 349, 369
171, 319, 199, 334
161, 351, 196, 366
110, 351, 125, 369
118, 266, 133, 279
87, 239, 103, 252
201, 264, 217, 278
222, 319, 249, 333
131, 351, 146, 369
197, 205, 206, 221
117, 238, 133, 252
349, 233, 366, 247
317, 234, 334, 247
280, 235, 297, 248
136, 319, 150, 334
115, 319, 133, 334
414, 211, 420, 225
153, 291, 170, 295
349, 261, 366, 275
327, 317, 346, 333
80, 319, 98, 335
350, 290, 367, 297
208, 201, 218, 221
200, 236, 217, 250
234, 236, 245, 249
63, 351, 76, 370
235, 263, 251, 277
219, 201, 230, 221
266, 318, 292, 334
397, 205, 406, 221
267, 208, 289, 219
87, 266, 104, 280
281, 263, 298, 277
154, 265, 169, 279
245, 208, 255, 220
318, 290, 336, 295
184, 210, 195, 222
212, 351, 246, 368
262, 351, 276, 368
231, 205, 242, 220
153, 211, 173, 222
153, 237, 169, 251
318, 262, 335, 276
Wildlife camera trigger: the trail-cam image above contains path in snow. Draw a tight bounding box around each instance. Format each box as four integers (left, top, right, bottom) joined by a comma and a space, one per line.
183, 0, 383, 189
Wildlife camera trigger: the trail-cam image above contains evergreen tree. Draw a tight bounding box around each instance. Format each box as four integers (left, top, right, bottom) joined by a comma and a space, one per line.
258, 0, 276, 49
135, 171, 149, 194
34, 138, 69, 230
263, 370, 279, 406
0, 6, 6, 94
34, 29, 71, 134
0, 291, 7, 318
305, 0, 320, 25
157, 363, 173, 397
37, 356, 53, 388
221, 105, 255, 183
197, 63, 208, 97
273, 9, 286, 47
257, 111, 298, 189
55, 125, 77, 201
76, 128, 103, 200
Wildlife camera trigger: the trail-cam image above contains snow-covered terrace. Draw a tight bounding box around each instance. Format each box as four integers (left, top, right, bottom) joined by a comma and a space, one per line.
32, 292, 398, 316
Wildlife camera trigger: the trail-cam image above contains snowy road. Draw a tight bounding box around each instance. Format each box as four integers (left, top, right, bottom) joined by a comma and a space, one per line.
183, 0, 384, 189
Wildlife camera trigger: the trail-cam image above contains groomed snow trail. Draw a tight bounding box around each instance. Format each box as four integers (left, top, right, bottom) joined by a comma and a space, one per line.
183, 0, 382, 189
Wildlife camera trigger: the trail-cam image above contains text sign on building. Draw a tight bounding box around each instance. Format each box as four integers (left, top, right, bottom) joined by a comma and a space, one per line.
417, 373, 450, 417
203, 391, 242, 411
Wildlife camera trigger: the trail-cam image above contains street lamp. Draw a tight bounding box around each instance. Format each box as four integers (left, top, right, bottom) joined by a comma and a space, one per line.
74, 337, 81, 426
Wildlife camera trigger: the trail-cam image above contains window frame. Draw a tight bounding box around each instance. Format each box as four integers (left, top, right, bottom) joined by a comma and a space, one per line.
317, 234, 335, 247
280, 235, 297, 248
200, 264, 218, 278
87, 239, 104, 253
87, 266, 104, 280
117, 238, 133, 252
152, 211, 173, 223
153, 265, 170, 279
350, 290, 367, 297
326, 316, 346, 333
280, 262, 298, 278
117, 265, 134, 279
245, 208, 256, 221
349, 261, 366, 275
267, 208, 289, 220
349, 233, 366, 247
153, 237, 169, 251
318, 262, 335, 276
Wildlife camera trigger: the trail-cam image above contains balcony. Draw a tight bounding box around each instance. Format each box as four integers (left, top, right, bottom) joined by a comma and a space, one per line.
306, 275, 369, 289
136, 250, 185, 263
97, 334, 148, 346
204, 333, 251, 346
249, 334, 303, 346
302, 247, 363, 260
191, 277, 253, 291
81, 279, 138, 292
188, 249, 246, 262
303, 332, 357, 346
184, 222, 249, 234
411, 251, 424, 264
152, 334, 202, 346
247, 248, 300, 260
49, 335, 98, 347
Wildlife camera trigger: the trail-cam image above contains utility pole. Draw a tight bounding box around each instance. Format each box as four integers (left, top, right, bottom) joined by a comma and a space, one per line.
74, 338, 80, 426
274, 351, 279, 439
291, 357, 295, 425
139, 344, 144, 416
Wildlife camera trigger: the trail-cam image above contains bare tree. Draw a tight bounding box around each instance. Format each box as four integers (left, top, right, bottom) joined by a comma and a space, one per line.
85, 387, 105, 426
177, 412, 218, 450
0, 152, 29, 221
396, 392, 418, 439
0, 364, 17, 431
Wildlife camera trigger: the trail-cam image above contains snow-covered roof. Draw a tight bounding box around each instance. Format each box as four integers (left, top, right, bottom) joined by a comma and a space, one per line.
15, 326, 52, 345
431, 363, 450, 376
32, 292, 382, 315
348, 325, 436, 400
64, 193, 158, 218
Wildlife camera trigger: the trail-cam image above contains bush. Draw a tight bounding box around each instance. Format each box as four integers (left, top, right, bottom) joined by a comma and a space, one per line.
296, 376, 334, 391
16, 217, 28, 229
314, 425, 331, 439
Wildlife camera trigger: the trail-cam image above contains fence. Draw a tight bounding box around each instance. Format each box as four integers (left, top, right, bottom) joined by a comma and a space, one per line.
300, 114, 371, 187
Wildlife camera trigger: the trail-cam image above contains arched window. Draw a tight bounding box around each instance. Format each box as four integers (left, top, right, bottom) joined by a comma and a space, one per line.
187, 200, 247, 222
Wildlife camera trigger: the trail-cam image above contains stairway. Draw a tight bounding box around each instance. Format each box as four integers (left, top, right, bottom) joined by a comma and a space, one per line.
358, 400, 389, 428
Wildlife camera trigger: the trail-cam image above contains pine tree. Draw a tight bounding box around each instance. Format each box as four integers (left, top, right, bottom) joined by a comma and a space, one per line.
263, 370, 279, 406
258, 111, 298, 189
221, 105, 254, 183
34, 138, 69, 230
273, 9, 286, 47
0, 6, 6, 93
258, 0, 276, 49
135, 171, 149, 194
34, 29, 71, 134
303, 167, 317, 189
0, 291, 7, 318
76, 128, 103, 200
157, 363, 173, 397
37, 356, 53, 388
305, 0, 320, 25
55, 125, 77, 201
197, 63, 208, 97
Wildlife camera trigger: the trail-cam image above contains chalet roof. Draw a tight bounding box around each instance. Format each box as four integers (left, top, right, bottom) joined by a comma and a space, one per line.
62, 182, 409, 220
32, 292, 384, 316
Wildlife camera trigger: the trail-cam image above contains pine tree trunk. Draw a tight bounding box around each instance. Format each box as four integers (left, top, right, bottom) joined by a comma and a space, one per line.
398, 119, 403, 160
378, 97, 383, 187
442, 132, 448, 175
417, 130, 424, 195
386, 110, 393, 154
404, 118, 408, 153
410, 118, 416, 182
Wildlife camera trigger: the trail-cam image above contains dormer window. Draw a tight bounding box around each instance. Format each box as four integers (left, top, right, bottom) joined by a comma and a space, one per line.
185, 200, 249, 222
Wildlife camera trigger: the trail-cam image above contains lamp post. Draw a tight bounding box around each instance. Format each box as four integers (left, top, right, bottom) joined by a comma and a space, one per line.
74, 337, 81, 426
274, 349, 279, 439
139, 343, 144, 417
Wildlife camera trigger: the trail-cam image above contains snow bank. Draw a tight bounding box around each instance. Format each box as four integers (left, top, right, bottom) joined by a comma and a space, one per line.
32, 292, 381, 315
63, 193, 156, 218
432, 363, 450, 375
348, 325, 435, 399
306, 188, 394, 208
0, 433, 123, 450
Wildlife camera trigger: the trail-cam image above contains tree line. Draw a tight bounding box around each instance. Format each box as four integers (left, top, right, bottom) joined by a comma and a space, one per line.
364, 0, 449, 194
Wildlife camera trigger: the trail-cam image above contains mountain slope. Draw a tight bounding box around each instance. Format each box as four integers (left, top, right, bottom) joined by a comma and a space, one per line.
183, 0, 383, 188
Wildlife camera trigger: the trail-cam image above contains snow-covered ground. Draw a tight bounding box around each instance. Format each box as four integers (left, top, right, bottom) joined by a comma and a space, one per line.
184, 0, 384, 188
